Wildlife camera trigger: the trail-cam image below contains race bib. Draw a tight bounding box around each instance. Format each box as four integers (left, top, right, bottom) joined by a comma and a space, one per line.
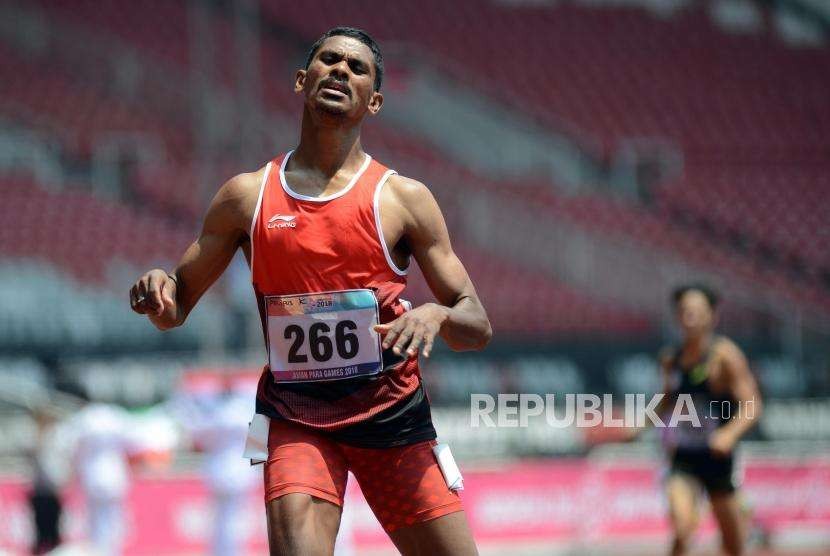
265, 289, 383, 383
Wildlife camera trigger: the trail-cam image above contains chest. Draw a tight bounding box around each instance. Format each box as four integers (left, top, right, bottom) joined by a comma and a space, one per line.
671, 354, 728, 394
260, 192, 381, 263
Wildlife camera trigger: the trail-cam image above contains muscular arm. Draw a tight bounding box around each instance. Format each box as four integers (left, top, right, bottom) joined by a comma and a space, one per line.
716, 340, 763, 442
129, 171, 261, 330
374, 176, 492, 358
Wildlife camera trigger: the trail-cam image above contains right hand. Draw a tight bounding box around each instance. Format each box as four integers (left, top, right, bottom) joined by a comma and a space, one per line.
129, 269, 178, 328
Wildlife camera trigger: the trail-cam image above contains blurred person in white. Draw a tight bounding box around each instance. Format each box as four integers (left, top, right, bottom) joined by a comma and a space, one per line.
65, 400, 137, 555
170, 373, 258, 556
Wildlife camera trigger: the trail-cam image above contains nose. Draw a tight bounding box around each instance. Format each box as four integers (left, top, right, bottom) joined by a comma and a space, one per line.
329, 59, 350, 80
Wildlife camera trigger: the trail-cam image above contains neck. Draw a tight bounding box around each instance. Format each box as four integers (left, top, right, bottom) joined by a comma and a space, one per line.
683, 332, 712, 355
292, 106, 365, 177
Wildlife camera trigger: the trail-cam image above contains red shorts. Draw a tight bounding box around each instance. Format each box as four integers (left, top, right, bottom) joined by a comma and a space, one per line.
264, 419, 463, 532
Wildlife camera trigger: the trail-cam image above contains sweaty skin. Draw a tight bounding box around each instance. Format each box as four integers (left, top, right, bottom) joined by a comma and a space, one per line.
128, 165, 490, 359
130, 34, 487, 556
129, 38, 490, 361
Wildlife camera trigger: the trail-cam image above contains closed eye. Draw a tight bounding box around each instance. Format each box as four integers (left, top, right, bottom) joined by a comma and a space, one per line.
317, 50, 369, 76
320, 51, 340, 65
348, 60, 367, 75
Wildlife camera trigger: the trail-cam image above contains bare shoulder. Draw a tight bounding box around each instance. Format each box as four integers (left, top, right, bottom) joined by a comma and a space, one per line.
713, 336, 750, 375
385, 174, 433, 203
713, 336, 745, 360
217, 166, 267, 208
206, 166, 269, 231
383, 174, 441, 225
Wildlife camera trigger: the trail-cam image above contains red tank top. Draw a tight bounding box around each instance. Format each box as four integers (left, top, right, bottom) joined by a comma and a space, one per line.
250, 151, 422, 431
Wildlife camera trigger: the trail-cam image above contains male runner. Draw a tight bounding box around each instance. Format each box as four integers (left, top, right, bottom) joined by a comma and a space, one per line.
130, 27, 491, 555
657, 284, 762, 556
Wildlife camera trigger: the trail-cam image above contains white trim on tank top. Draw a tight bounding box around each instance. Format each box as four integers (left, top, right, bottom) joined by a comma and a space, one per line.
249, 161, 273, 277
373, 169, 409, 276
279, 149, 372, 202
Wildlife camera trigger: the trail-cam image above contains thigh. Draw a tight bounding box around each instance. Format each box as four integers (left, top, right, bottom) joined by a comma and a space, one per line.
666, 473, 701, 535
264, 419, 349, 556
346, 440, 470, 547
264, 419, 349, 506
388, 510, 477, 556
267, 493, 342, 556
709, 491, 745, 556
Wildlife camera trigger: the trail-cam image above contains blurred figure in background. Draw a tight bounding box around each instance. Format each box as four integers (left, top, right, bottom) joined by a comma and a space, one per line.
67, 400, 137, 556
170, 372, 258, 556
658, 284, 763, 556
26, 407, 66, 555
332, 476, 356, 556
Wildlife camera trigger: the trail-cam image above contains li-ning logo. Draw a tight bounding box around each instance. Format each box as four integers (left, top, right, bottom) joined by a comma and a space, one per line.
267, 214, 297, 229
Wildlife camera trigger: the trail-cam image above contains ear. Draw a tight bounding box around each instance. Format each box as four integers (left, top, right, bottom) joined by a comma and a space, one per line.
294, 69, 307, 94
367, 90, 384, 115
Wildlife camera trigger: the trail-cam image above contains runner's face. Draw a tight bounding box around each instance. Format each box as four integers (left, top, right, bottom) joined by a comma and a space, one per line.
296, 36, 382, 119
676, 290, 714, 339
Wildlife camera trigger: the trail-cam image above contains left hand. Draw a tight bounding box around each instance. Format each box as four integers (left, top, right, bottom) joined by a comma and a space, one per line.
708, 428, 737, 458
373, 303, 449, 359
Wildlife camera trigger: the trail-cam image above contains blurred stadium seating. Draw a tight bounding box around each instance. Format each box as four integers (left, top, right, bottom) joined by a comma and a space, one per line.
0, 0, 827, 427
0, 0, 829, 553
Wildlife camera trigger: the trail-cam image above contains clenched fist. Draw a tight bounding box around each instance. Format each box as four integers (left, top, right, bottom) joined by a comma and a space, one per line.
129, 269, 180, 330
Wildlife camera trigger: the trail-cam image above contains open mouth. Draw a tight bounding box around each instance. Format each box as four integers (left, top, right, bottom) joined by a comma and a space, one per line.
320, 80, 350, 99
